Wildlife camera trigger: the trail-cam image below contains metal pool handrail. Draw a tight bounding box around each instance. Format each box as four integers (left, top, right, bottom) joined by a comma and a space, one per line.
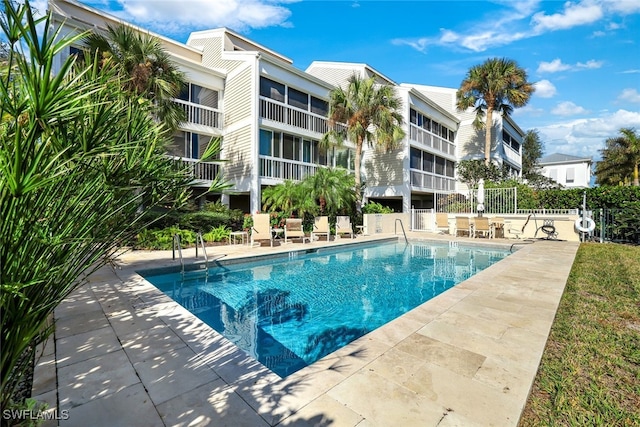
173, 234, 184, 275
395, 218, 408, 244
196, 232, 209, 275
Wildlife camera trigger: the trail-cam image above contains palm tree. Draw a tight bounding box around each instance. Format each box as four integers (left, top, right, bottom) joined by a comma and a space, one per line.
303, 167, 356, 216
323, 75, 405, 210
595, 128, 640, 186
261, 180, 305, 216
456, 58, 535, 165
84, 24, 186, 131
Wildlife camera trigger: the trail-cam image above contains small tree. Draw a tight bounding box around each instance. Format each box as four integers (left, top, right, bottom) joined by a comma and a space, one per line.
456, 160, 503, 190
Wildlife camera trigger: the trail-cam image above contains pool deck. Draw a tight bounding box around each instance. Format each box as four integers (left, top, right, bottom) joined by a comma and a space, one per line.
31, 233, 580, 426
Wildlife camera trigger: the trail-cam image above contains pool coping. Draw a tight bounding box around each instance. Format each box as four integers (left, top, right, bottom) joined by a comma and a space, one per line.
32, 233, 580, 426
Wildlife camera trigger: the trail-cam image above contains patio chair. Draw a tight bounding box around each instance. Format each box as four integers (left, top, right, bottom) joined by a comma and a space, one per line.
454, 216, 472, 237
491, 217, 505, 238
250, 213, 273, 247
506, 214, 531, 239
473, 217, 492, 238
335, 216, 354, 239
284, 218, 309, 244
312, 216, 330, 241
435, 213, 450, 234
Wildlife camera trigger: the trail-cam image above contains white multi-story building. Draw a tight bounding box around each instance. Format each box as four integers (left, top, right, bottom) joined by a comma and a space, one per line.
49, 0, 526, 214
403, 85, 524, 191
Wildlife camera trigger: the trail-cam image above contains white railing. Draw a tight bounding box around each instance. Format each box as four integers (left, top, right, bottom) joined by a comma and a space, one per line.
259, 97, 347, 135
435, 187, 518, 214
173, 99, 222, 130
171, 156, 220, 183
259, 156, 319, 181
517, 209, 578, 215
409, 124, 456, 157
503, 143, 521, 166
410, 169, 456, 192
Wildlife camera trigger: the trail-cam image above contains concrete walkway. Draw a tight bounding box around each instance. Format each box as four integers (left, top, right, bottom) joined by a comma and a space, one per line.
31, 234, 580, 426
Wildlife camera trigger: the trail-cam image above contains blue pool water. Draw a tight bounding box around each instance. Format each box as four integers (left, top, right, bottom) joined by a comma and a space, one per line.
141, 241, 510, 377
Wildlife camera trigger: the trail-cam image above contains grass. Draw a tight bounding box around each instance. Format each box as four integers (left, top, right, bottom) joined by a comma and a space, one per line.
519, 243, 640, 426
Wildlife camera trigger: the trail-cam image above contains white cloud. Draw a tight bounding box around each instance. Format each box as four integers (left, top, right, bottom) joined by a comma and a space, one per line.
576, 60, 604, 69
618, 88, 640, 103
537, 109, 640, 157
552, 101, 589, 116
532, 2, 603, 32
603, 0, 640, 15
538, 58, 604, 73
107, 0, 294, 33
537, 59, 571, 73
534, 79, 557, 98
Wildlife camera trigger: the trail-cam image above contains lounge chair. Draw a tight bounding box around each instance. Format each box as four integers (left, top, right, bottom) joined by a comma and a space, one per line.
312, 216, 330, 241
473, 217, 491, 238
284, 218, 309, 244
335, 216, 354, 239
506, 214, 532, 239
250, 213, 273, 247
435, 213, 450, 234
454, 216, 472, 237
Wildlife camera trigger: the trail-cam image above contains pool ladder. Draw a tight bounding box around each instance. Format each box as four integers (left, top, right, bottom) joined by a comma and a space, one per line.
395, 219, 409, 244
173, 233, 209, 277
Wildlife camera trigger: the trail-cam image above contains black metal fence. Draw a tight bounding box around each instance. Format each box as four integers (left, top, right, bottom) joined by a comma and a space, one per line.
592, 208, 640, 244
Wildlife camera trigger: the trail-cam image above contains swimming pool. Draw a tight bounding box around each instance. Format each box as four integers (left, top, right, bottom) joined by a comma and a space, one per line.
141, 240, 510, 377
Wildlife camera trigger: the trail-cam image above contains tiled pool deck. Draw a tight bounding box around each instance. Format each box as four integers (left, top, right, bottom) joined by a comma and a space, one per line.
31, 233, 580, 426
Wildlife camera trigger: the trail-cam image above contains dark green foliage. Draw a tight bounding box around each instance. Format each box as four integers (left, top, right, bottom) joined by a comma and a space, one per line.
1, 1, 195, 408
362, 201, 393, 214
179, 211, 232, 232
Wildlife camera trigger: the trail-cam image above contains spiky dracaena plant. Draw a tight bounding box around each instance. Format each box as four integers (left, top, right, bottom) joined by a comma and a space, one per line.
0, 1, 220, 408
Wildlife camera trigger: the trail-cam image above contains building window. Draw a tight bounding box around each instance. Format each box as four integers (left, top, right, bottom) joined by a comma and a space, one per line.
179, 83, 218, 108
259, 129, 272, 156
409, 108, 453, 142
310, 96, 328, 116
566, 167, 575, 183
260, 77, 285, 102
287, 87, 309, 111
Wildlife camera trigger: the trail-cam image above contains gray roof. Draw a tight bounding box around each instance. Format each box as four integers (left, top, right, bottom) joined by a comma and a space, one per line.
540, 153, 592, 165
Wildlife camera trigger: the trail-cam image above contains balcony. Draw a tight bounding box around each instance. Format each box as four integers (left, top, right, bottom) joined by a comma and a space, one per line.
409, 124, 456, 158
503, 143, 522, 167
171, 156, 220, 186
174, 99, 222, 131
410, 169, 456, 192
259, 156, 319, 181
260, 97, 346, 136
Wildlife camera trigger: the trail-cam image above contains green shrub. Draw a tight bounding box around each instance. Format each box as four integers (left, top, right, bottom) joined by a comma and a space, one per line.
179, 211, 229, 231
202, 225, 231, 243
136, 227, 196, 250
362, 201, 393, 214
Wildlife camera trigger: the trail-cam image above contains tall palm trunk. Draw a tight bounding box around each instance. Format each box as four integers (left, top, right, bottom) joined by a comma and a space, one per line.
485, 106, 494, 165
634, 162, 639, 186
354, 137, 364, 210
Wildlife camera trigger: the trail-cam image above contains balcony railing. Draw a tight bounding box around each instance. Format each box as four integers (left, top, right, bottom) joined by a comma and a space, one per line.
409, 124, 456, 157
260, 97, 347, 135
503, 142, 522, 166
410, 169, 456, 192
259, 156, 320, 181
171, 156, 220, 184
173, 99, 222, 130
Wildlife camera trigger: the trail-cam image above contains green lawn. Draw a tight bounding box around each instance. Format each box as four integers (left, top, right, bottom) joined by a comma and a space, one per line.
519, 243, 640, 426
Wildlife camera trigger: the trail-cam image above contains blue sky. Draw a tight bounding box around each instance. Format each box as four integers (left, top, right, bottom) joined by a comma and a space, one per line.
65, 0, 640, 161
